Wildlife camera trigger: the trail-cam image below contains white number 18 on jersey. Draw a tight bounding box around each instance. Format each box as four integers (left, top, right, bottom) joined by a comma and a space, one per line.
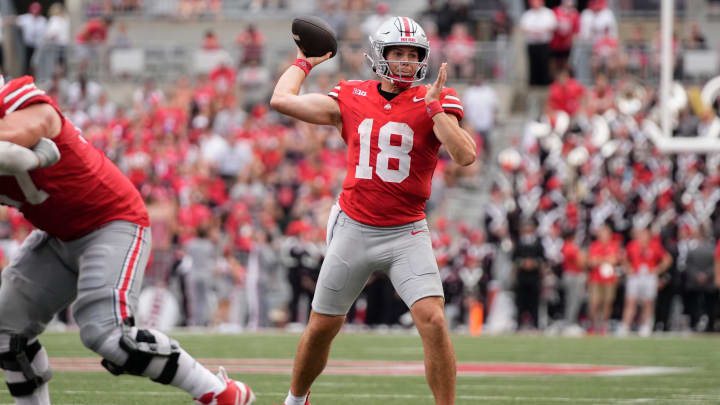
354, 119, 413, 183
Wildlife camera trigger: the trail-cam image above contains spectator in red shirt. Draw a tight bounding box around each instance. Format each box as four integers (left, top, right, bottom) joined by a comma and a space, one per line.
547, 68, 585, 116
550, 0, 580, 79
444, 23, 475, 80
209, 56, 237, 94
587, 223, 621, 334
75, 16, 112, 45
592, 27, 620, 78
586, 72, 614, 115
490, 4, 513, 41
619, 228, 671, 336
235, 24, 265, 64
561, 229, 586, 328
74, 16, 113, 72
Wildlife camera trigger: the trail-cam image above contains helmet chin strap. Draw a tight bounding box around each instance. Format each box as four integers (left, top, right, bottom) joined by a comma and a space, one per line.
388, 74, 413, 90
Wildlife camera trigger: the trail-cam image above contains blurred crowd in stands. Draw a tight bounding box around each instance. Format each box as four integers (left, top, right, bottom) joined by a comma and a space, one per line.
486, 82, 720, 336
0, 0, 718, 336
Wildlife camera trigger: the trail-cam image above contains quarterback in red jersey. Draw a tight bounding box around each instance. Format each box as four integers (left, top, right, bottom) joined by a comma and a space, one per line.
271, 16, 476, 405
0, 77, 254, 405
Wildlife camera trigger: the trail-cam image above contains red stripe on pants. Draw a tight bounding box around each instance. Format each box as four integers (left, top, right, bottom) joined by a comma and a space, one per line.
119, 227, 144, 320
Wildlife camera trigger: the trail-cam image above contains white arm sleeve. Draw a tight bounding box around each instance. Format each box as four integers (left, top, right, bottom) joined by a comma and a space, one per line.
32, 138, 61, 168
0, 141, 41, 175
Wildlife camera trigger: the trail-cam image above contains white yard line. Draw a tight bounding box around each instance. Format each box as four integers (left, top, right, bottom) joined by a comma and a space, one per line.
597, 366, 694, 376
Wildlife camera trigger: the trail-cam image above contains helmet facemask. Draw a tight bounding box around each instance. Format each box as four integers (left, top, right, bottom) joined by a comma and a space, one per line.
375, 42, 428, 86
366, 17, 430, 87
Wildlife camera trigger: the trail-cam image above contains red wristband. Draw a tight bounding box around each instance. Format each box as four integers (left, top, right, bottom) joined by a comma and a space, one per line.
293, 58, 312, 76
426, 100, 444, 118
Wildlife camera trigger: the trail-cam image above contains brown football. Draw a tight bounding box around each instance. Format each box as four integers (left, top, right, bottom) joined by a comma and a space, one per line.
291, 16, 337, 58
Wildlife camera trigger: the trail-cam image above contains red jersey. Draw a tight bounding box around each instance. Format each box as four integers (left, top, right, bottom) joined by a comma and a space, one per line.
548, 78, 585, 115
550, 6, 579, 51
0, 77, 149, 240
75, 18, 108, 44
329, 80, 463, 226
625, 239, 666, 275
588, 239, 621, 284
561, 240, 583, 274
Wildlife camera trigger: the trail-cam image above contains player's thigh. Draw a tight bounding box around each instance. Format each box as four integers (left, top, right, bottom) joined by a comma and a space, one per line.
0, 230, 76, 336
602, 282, 617, 303
387, 222, 444, 308
625, 276, 640, 300
70, 222, 151, 332
588, 283, 601, 306
563, 273, 584, 296
639, 274, 658, 301
313, 217, 373, 316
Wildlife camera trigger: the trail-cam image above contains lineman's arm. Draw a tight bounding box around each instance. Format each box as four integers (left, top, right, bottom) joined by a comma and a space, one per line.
427, 63, 476, 166
270, 49, 341, 127
0, 104, 62, 174
0, 103, 62, 148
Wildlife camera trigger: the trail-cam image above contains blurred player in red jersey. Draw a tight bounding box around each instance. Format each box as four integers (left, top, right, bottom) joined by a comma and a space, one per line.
0, 76, 254, 405
271, 16, 476, 405
618, 228, 671, 337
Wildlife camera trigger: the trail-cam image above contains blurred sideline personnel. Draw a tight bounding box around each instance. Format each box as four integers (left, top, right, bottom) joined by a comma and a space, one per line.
271, 16, 476, 405
0, 76, 254, 405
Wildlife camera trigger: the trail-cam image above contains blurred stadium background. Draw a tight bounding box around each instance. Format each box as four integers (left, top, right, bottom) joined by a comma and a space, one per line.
1, 0, 720, 403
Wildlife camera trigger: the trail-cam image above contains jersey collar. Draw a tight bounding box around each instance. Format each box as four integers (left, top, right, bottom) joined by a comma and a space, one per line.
372, 82, 425, 107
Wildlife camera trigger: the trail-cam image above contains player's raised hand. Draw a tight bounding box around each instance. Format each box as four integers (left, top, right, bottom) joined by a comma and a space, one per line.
297, 47, 333, 68
426, 62, 447, 104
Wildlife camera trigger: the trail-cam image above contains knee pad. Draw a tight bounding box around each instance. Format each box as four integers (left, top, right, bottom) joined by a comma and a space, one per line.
100, 324, 181, 385
0, 335, 52, 397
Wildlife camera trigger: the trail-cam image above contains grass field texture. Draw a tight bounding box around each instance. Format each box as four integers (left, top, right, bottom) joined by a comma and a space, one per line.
1, 331, 719, 404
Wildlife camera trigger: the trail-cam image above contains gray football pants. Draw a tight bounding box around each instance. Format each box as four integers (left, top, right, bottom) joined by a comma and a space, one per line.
562, 272, 586, 325
0, 221, 150, 357
312, 210, 444, 316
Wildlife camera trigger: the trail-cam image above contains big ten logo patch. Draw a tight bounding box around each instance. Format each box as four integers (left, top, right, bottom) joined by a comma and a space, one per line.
353, 88, 367, 97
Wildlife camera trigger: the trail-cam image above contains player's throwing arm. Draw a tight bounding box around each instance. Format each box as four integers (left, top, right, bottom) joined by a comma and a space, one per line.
270, 17, 340, 127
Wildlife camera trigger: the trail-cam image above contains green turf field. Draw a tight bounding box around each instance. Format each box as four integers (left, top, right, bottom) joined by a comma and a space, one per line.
1, 331, 719, 404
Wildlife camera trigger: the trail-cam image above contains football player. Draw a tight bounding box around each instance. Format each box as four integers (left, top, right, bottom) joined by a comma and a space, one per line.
0, 76, 255, 405
271, 16, 476, 405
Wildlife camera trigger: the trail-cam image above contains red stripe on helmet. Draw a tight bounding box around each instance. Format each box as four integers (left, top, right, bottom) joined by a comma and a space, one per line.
401, 17, 411, 37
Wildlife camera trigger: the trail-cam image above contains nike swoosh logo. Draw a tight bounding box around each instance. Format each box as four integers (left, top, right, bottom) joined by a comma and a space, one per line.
411, 230, 425, 235
413, 97, 424, 102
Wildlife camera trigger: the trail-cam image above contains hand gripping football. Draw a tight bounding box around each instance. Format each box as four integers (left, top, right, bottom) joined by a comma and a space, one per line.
291, 16, 338, 58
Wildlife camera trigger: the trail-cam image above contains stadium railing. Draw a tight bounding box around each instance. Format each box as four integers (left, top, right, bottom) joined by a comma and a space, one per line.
80, 0, 316, 19
62, 41, 516, 85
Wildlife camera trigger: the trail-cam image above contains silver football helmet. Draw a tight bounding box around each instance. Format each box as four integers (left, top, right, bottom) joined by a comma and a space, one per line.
366, 16, 430, 84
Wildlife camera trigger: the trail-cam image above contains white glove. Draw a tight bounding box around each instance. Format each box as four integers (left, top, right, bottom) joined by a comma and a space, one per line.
0, 138, 61, 176
32, 138, 61, 168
